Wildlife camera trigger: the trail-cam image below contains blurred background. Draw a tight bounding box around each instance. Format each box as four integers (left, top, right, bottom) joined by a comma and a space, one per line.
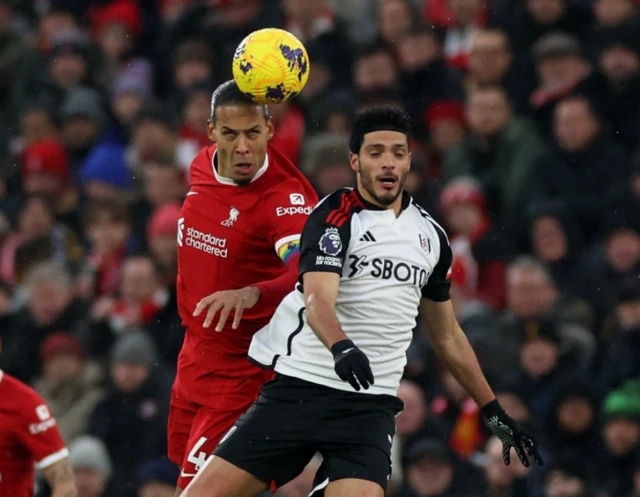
0, 0, 639, 496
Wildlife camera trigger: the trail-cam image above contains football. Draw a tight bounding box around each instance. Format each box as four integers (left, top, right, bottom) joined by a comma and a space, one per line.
232, 28, 310, 104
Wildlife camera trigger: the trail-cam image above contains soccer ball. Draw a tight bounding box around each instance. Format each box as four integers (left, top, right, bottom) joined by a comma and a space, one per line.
232, 28, 310, 104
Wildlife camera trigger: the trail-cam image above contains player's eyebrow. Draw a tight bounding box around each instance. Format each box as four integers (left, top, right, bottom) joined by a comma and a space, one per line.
365, 142, 408, 151
220, 126, 238, 133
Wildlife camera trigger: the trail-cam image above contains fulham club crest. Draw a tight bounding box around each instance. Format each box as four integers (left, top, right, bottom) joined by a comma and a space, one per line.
419, 234, 431, 253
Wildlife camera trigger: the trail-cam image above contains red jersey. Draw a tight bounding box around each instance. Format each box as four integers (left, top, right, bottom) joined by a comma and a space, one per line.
0, 371, 68, 497
177, 144, 317, 370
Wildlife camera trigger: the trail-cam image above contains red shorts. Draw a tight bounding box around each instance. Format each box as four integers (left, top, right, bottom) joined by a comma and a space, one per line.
168, 353, 274, 489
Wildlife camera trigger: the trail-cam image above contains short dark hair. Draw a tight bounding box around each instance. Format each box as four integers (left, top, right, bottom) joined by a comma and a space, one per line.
209, 80, 269, 123
349, 105, 412, 153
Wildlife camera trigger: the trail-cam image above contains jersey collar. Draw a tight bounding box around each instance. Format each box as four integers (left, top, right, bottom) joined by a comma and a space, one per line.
354, 188, 412, 212
211, 151, 269, 186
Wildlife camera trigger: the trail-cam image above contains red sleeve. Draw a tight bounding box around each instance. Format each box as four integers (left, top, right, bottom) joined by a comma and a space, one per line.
253, 181, 314, 306
263, 180, 314, 266
254, 252, 300, 307
14, 390, 68, 470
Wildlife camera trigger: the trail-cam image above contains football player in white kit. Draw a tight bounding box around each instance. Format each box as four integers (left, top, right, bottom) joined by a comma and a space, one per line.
182, 106, 543, 497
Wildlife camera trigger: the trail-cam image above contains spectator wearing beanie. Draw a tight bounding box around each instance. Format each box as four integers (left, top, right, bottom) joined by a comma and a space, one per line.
146, 203, 181, 283
111, 60, 154, 129
597, 381, 640, 497
69, 435, 114, 497
91, 0, 145, 91
543, 377, 601, 469
440, 177, 512, 311
81, 142, 133, 202
20, 138, 82, 233
33, 332, 105, 444
47, 28, 92, 92
136, 458, 179, 497
424, 99, 466, 181
87, 330, 171, 496
61, 87, 109, 174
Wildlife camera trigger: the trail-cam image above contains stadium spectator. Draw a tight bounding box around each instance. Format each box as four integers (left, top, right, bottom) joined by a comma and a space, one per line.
0, 261, 87, 383
440, 176, 511, 311
87, 331, 171, 497
443, 84, 546, 240
489, 257, 594, 374
527, 200, 585, 297
597, 382, 640, 497
135, 458, 179, 497
539, 95, 629, 243
543, 377, 600, 467
483, 435, 534, 497
34, 332, 105, 444
397, 437, 484, 497
68, 435, 115, 497
397, 27, 463, 139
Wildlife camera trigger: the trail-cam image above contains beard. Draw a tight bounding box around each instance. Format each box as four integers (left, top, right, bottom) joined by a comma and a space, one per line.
359, 166, 407, 206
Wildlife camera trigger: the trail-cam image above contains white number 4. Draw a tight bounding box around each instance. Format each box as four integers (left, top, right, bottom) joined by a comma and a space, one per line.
187, 437, 209, 472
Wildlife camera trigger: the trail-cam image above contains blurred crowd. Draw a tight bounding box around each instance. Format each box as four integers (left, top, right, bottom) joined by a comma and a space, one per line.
0, 0, 639, 496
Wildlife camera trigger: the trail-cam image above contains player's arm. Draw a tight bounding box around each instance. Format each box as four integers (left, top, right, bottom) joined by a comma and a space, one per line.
194, 184, 314, 331
300, 192, 374, 391
421, 227, 543, 468
41, 457, 77, 497
420, 299, 495, 408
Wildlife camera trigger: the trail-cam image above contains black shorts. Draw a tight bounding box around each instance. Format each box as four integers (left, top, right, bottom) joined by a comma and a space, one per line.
212, 374, 404, 493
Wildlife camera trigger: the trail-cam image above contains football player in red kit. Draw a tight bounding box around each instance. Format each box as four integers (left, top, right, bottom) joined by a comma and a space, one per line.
169, 80, 318, 494
0, 368, 77, 497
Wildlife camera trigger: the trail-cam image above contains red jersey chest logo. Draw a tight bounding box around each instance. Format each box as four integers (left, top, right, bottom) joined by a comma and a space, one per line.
221, 206, 240, 227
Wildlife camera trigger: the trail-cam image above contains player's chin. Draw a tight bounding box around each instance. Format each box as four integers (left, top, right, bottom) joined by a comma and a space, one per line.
375, 184, 402, 205
232, 165, 257, 184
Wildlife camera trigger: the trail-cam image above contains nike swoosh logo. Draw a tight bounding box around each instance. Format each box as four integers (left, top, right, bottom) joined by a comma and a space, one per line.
342, 348, 354, 354
187, 192, 199, 196
180, 470, 197, 477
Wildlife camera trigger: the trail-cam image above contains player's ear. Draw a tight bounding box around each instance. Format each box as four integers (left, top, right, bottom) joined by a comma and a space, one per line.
266, 115, 275, 140
349, 152, 359, 173
207, 120, 217, 143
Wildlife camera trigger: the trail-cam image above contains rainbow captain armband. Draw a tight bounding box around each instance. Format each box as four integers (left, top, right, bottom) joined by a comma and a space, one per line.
275, 235, 301, 265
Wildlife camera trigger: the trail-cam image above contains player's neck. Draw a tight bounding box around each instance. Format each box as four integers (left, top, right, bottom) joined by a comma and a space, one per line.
356, 186, 403, 217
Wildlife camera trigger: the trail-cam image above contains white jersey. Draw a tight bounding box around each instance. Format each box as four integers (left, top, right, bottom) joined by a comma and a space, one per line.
249, 188, 453, 397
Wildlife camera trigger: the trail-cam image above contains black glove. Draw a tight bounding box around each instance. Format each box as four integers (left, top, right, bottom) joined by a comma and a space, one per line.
331, 339, 374, 392
482, 399, 544, 468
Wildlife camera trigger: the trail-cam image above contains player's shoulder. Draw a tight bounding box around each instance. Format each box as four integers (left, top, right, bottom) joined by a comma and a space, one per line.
0, 372, 47, 415
408, 202, 450, 246
310, 188, 362, 225
262, 176, 313, 203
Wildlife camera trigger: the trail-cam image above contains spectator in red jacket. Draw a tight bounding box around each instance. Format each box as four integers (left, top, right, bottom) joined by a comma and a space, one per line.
440, 176, 512, 310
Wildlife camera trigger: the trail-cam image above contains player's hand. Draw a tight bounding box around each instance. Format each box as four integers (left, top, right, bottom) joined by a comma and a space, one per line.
482, 399, 544, 468
193, 287, 261, 331
330, 339, 374, 392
